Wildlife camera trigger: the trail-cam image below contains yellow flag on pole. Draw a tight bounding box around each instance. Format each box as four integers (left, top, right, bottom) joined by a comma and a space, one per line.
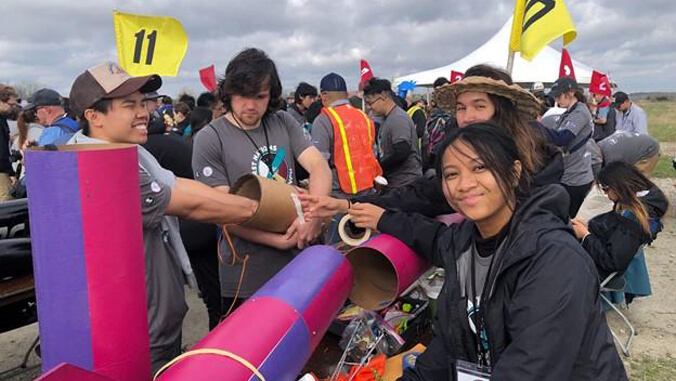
113, 10, 188, 76
508, 0, 577, 61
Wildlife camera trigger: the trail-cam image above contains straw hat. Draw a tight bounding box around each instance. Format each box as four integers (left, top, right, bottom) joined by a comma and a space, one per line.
433, 76, 542, 120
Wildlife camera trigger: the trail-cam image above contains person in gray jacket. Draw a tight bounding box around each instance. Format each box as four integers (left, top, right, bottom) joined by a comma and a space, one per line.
546, 76, 595, 217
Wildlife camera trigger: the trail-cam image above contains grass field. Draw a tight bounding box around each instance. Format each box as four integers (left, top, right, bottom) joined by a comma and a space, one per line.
629, 355, 676, 381
652, 156, 674, 179
632, 99, 676, 178
636, 100, 676, 143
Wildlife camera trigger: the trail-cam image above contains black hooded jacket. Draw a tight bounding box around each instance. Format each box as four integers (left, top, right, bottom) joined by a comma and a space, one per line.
582, 185, 669, 280
378, 184, 626, 380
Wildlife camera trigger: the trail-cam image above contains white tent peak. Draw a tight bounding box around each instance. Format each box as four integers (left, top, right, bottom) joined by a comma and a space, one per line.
394, 16, 594, 87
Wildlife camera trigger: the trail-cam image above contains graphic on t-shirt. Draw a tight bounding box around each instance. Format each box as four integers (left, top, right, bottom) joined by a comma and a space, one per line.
251, 145, 293, 183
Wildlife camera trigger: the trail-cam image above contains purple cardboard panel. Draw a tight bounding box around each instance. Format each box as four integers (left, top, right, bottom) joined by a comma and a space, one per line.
25, 150, 93, 372
252, 245, 347, 313
255, 317, 311, 381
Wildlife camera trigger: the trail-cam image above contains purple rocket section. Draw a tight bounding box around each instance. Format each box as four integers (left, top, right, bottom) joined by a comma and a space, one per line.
25, 150, 93, 372
157, 246, 354, 381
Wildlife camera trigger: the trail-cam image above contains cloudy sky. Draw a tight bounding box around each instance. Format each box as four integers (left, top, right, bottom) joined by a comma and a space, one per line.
1, 0, 674, 98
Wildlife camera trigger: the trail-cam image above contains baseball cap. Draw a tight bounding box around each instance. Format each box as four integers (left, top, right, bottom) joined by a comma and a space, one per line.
612, 91, 629, 107
69, 62, 162, 116
24, 88, 63, 110
320, 73, 347, 92
144, 91, 161, 100
549, 76, 579, 98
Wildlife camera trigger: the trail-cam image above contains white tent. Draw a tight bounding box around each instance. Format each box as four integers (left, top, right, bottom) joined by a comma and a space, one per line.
394, 17, 595, 87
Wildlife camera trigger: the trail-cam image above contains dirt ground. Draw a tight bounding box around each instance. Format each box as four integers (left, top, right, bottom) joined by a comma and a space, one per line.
2, 179, 675, 380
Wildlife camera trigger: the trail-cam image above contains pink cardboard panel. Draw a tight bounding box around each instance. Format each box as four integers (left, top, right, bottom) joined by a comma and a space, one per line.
78, 147, 151, 381
158, 297, 309, 381
35, 363, 114, 381
363, 234, 430, 294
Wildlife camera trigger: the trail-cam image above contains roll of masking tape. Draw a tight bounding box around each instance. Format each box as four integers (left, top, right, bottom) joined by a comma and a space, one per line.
338, 214, 372, 247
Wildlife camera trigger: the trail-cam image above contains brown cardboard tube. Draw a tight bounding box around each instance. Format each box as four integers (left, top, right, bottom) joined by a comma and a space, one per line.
346, 234, 430, 311
229, 174, 298, 234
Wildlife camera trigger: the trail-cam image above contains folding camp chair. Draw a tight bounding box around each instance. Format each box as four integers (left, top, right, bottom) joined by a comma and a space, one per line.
600, 271, 635, 357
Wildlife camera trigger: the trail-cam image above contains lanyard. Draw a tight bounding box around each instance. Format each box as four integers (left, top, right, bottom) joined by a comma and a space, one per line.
469, 247, 496, 367
231, 114, 274, 172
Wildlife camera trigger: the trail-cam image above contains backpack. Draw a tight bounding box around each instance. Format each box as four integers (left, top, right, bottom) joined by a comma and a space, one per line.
426, 112, 455, 154
422, 111, 456, 169
47, 117, 79, 145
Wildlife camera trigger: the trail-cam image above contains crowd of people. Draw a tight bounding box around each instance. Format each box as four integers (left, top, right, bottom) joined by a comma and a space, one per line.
0, 47, 671, 380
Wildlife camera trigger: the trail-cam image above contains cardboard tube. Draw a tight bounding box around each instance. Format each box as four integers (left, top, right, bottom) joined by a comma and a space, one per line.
25, 144, 151, 381
229, 174, 298, 233
346, 234, 430, 311
338, 214, 372, 246
157, 245, 353, 380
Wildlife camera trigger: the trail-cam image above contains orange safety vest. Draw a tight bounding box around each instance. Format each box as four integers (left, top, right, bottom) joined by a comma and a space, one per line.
323, 104, 382, 195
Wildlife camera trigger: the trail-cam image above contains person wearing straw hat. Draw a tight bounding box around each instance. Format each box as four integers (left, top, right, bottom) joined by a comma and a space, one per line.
301, 65, 563, 222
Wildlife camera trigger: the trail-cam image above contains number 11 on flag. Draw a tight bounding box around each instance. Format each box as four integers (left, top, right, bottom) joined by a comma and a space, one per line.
113, 10, 188, 76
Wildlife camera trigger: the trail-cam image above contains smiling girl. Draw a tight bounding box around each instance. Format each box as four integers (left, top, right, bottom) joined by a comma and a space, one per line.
304, 124, 626, 380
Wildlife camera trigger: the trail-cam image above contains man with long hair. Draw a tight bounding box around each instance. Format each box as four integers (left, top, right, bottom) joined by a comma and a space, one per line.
191, 48, 331, 316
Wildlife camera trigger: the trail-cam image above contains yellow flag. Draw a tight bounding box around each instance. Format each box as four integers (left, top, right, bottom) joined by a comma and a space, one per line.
113, 11, 188, 76
508, 0, 577, 61
509, 0, 527, 52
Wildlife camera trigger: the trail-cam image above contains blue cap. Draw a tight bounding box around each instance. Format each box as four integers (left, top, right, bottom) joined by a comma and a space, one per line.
320, 73, 347, 92
24, 88, 62, 110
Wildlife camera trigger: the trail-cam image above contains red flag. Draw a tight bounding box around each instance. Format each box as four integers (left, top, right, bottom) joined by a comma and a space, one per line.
559, 48, 576, 80
360, 59, 374, 86
589, 70, 612, 97
450, 70, 464, 83
199, 65, 217, 92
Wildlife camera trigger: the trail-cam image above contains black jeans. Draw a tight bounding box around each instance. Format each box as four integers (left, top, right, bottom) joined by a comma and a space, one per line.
189, 247, 223, 330
563, 182, 593, 218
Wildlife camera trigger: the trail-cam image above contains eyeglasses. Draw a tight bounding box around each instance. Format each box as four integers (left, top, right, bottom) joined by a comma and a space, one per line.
365, 96, 383, 107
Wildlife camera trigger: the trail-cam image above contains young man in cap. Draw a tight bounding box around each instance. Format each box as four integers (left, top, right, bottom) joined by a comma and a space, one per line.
24, 88, 79, 146
547, 76, 595, 217
192, 48, 331, 316
68, 62, 258, 372
613, 91, 649, 135
311, 73, 382, 242
312, 72, 381, 199
363, 77, 422, 188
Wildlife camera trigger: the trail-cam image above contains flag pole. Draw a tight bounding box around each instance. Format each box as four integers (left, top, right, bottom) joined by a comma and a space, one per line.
506, 13, 517, 76
506, 51, 516, 76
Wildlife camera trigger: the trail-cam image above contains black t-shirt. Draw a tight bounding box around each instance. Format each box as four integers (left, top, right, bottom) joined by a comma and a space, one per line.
142, 133, 217, 254
143, 133, 193, 178
0, 117, 14, 175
